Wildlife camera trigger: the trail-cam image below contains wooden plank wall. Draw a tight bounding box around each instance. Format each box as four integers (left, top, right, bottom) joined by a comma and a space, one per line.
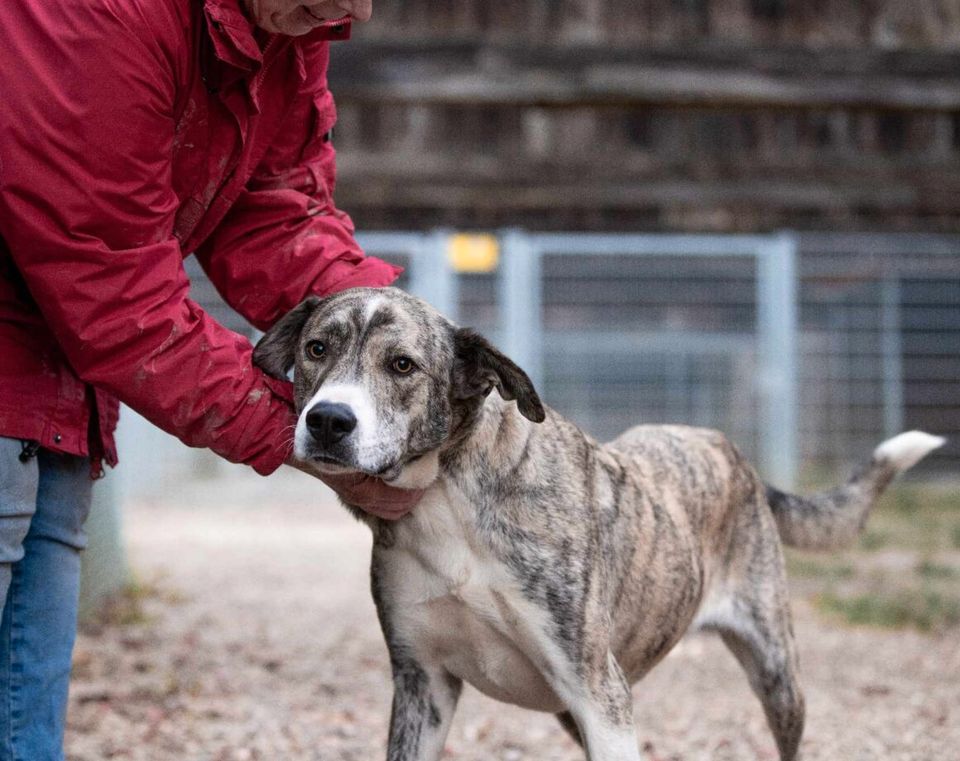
359, 1, 960, 48
327, 1, 960, 232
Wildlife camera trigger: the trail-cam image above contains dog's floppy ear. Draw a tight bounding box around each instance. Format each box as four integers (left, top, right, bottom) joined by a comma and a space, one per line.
452, 328, 546, 423
253, 297, 322, 380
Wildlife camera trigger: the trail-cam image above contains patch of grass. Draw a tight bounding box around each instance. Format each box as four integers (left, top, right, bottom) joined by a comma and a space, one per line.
888, 487, 923, 515
788, 479, 960, 553
786, 556, 855, 581
915, 559, 960, 579
816, 587, 960, 633
98, 581, 155, 627
788, 483, 960, 633
858, 530, 891, 551
887, 483, 959, 511
80, 577, 178, 632
862, 484, 960, 554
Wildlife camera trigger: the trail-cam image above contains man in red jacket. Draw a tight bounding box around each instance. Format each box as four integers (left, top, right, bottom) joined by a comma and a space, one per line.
0, 0, 417, 756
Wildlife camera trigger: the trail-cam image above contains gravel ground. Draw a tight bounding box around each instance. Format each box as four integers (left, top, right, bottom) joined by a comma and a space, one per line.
67, 469, 960, 761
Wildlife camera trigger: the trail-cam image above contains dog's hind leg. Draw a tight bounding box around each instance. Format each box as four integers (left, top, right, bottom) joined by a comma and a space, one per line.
717, 618, 804, 761
702, 556, 805, 759
385, 662, 462, 761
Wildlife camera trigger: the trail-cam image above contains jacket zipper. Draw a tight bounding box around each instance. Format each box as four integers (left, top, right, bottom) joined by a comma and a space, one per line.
256, 35, 284, 88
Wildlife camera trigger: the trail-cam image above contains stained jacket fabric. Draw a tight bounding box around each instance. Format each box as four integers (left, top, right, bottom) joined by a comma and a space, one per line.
0, 0, 400, 475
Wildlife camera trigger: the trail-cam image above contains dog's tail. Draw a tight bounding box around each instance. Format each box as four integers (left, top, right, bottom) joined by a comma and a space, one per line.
766, 431, 945, 551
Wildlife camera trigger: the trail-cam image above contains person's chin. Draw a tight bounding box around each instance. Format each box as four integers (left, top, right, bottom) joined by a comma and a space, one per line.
269, 21, 308, 35
270, 9, 325, 36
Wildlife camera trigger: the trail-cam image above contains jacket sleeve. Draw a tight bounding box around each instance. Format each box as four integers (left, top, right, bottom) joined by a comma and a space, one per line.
0, 2, 296, 474
195, 39, 400, 332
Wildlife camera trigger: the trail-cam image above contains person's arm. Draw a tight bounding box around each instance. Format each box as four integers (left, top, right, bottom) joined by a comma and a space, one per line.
188, 37, 423, 515
194, 37, 399, 330
0, 2, 295, 475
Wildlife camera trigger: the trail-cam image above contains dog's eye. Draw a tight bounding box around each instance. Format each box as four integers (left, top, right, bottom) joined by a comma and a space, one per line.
305, 340, 326, 360
391, 356, 416, 375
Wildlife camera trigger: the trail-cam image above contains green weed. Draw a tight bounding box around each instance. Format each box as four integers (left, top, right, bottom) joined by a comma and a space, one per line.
79, 577, 180, 632
786, 556, 855, 581
863, 484, 960, 554
915, 559, 960, 579
816, 587, 960, 633
858, 530, 890, 551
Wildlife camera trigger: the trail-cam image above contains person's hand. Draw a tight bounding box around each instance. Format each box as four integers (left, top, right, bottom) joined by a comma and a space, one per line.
319, 471, 423, 520
287, 456, 423, 520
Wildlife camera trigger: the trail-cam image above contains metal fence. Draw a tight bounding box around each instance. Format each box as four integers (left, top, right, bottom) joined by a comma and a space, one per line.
795, 234, 960, 478
182, 231, 960, 490
494, 232, 798, 487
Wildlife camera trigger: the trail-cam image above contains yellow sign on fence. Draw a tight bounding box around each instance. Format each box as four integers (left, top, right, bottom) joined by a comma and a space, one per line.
448, 234, 500, 273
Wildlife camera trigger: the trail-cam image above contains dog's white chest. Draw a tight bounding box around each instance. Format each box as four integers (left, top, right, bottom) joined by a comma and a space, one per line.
377, 489, 567, 713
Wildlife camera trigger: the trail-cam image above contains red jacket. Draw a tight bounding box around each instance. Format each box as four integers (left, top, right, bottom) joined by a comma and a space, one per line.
0, 0, 400, 476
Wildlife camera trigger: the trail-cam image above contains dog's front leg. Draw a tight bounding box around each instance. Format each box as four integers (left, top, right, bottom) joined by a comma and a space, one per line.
386, 659, 462, 761
565, 652, 643, 761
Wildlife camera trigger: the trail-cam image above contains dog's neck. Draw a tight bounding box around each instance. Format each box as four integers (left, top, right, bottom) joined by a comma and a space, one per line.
440, 393, 536, 483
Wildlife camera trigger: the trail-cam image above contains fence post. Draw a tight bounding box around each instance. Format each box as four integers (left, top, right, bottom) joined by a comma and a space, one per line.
499, 230, 544, 390
757, 232, 799, 489
79, 472, 130, 620
407, 229, 459, 321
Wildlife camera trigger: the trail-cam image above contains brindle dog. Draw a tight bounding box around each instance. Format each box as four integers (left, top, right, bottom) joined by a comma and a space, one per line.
254, 287, 944, 761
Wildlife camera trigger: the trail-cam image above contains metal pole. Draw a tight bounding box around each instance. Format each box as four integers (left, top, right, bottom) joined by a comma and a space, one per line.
79, 455, 130, 621
881, 275, 905, 439
405, 230, 459, 321
499, 230, 544, 391
756, 232, 799, 489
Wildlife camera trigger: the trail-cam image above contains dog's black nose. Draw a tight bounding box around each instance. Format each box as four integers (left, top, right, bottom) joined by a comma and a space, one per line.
306, 402, 357, 448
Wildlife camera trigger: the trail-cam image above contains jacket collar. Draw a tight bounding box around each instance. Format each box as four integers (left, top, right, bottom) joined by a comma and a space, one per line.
203, 0, 352, 74
204, 0, 264, 72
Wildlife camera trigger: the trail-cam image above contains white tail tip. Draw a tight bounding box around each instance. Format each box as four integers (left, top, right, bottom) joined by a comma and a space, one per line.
873, 431, 946, 471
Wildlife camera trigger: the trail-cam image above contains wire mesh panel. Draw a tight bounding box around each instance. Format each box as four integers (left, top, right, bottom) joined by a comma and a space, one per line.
538, 253, 759, 450
797, 234, 960, 477
498, 233, 797, 487
458, 271, 501, 338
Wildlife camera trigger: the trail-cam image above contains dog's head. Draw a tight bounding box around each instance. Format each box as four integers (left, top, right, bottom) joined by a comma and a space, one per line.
254, 287, 545, 489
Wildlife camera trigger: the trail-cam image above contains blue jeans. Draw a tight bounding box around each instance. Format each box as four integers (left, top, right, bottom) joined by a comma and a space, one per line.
0, 438, 91, 761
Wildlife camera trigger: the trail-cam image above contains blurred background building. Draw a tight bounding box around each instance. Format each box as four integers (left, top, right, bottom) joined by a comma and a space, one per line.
328, 0, 960, 234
